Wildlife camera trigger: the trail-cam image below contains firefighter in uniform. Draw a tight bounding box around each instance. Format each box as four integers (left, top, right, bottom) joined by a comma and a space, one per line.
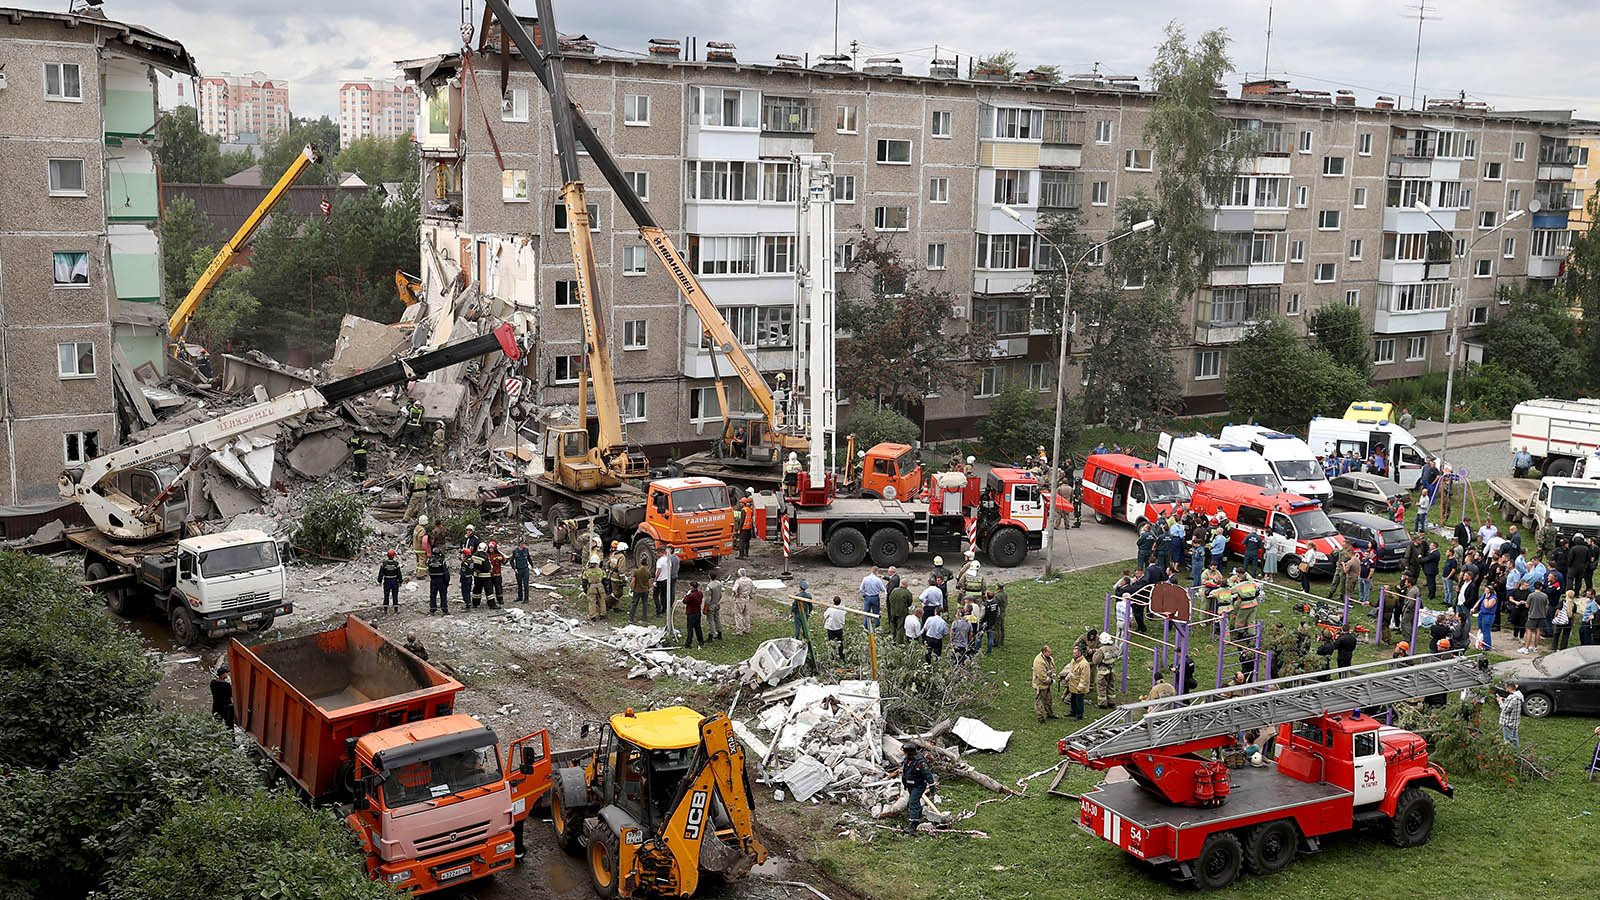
349, 434, 368, 479
377, 550, 403, 612
735, 493, 755, 558
607, 542, 630, 611
900, 742, 937, 833
431, 422, 447, 468
958, 560, 985, 607
427, 549, 450, 614
583, 554, 608, 620
1092, 632, 1119, 708
404, 398, 425, 446
485, 541, 506, 608
411, 515, 430, 577
469, 543, 490, 608
783, 452, 802, 495
405, 464, 430, 522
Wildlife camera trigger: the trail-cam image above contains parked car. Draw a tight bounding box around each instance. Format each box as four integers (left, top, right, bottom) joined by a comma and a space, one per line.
1327, 472, 1407, 515
1329, 511, 1411, 570
1491, 646, 1600, 718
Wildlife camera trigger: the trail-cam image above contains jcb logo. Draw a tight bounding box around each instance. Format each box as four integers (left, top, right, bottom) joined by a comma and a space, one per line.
683, 790, 709, 840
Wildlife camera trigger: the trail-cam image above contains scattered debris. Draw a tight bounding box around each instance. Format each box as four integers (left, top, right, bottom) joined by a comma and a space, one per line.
952, 717, 1013, 753
740, 638, 809, 687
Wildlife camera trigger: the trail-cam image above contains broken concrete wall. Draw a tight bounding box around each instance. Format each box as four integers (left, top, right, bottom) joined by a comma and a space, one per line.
326, 315, 412, 378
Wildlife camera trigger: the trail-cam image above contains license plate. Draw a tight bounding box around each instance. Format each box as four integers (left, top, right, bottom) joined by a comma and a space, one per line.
243, 612, 263, 621
437, 864, 472, 882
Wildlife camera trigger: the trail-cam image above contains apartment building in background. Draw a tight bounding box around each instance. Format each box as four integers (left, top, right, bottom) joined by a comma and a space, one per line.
197, 71, 290, 143
1567, 120, 1599, 231
399, 30, 1580, 454
338, 78, 421, 147
0, 6, 196, 503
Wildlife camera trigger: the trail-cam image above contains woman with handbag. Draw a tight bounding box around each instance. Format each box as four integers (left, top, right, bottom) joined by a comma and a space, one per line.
1551, 590, 1579, 651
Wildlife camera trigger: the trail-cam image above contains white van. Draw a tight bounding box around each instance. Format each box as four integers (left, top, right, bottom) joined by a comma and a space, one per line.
1155, 432, 1282, 492
1219, 424, 1332, 501
1305, 416, 1431, 488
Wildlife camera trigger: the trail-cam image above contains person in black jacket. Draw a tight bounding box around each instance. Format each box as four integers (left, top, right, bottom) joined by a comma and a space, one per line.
1455, 518, 1474, 552
210, 666, 235, 730
1566, 535, 1592, 596
1420, 539, 1441, 602
377, 550, 403, 612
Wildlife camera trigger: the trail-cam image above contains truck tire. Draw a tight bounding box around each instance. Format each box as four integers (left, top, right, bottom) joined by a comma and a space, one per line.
1500, 499, 1516, 520
546, 501, 577, 533
169, 600, 202, 648
587, 835, 620, 899
1280, 555, 1301, 577
1243, 819, 1298, 875
1387, 787, 1435, 847
826, 527, 869, 567
1094, 510, 1109, 525
1194, 831, 1243, 889
867, 528, 911, 568
550, 767, 588, 856
87, 562, 133, 617
986, 527, 1028, 568
631, 536, 656, 571
1521, 691, 1553, 718
1547, 457, 1575, 478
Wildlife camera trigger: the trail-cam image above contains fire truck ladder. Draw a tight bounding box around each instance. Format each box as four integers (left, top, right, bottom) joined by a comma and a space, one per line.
1065, 653, 1491, 760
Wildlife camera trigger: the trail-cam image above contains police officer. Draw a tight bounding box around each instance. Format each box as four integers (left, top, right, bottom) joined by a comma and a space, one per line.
427, 548, 450, 614
900, 742, 937, 833
511, 539, 532, 604
349, 433, 368, 479
583, 554, 608, 621
377, 550, 403, 612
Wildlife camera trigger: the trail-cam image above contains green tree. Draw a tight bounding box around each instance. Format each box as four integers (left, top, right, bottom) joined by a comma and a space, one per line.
1462, 362, 1538, 418
161, 195, 212, 303
836, 238, 995, 414
0, 552, 158, 769
979, 381, 1055, 460
1562, 190, 1600, 375
335, 135, 422, 185
977, 50, 1017, 75
1308, 302, 1374, 380
174, 247, 259, 349
843, 406, 920, 448
1225, 317, 1370, 426
155, 106, 240, 183
1029, 64, 1063, 83
1480, 289, 1583, 396
259, 116, 338, 185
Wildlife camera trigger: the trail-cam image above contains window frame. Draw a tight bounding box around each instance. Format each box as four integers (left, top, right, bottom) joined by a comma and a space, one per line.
1474, 258, 1493, 277
621, 245, 648, 276
1295, 185, 1309, 208
620, 391, 647, 423
623, 93, 651, 126
931, 110, 953, 138
1193, 349, 1221, 381
837, 105, 858, 134
58, 340, 97, 378
44, 61, 83, 102
501, 169, 530, 203
48, 158, 87, 197
553, 354, 583, 385
1094, 119, 1113, 144
875, 138, 912, 165
500, 88, 529, 122
1479, 210, 1498, 229
52, 251, 90, 287
1513, 140, 1526, 162
833, 174, 856, 203
1313, 262, 1337, 283
1090, 180, 1109, 206
623, 319, 648, 350
928, 176, 950, 203
1503, 235, 1517, 259
1358, 132, 1373, 156
1322, 155, 1346, 176
1286, 292, 1303, 316
1374, 338, 1396, 365
873, 205, 910, 232
1345, 288, 1360, 307
1318, 209, 1342, 231
1298, 130, 1313, 153
1353, 186, 1368, 208
1349, 238, 1363, 261
553, 280, 581, 309
552, 201, 598, 231
1124, 148, 1153, 171
974, 365, 1003, 398
926, 241, 947, 270
1289, 240, 1306, 263
1484, 161, 1503, 180
623, 170, 650, 201
62, 430, 99, 465
1405, 335, 1428, 361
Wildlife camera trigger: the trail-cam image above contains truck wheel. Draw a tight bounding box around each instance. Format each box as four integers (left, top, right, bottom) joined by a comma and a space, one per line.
1243, 819, 1298, 875
1547, 458, 1575, 478
1094, 510, 1109, 525
986, 527, 1028, 568
87, 562, 133, 617
825, 527, 869, 567
1194, 831, 1243, 889
546, 501, 577, 533
169, 601, 202, 648
1499, 499, 1516, 520
867, 528, 911, 568
587, 835, 620, 899
631, 536, 656, 570
1387, 787, 1435, 847
1281, 555, 1301, 577
1521, 691, 1553, 718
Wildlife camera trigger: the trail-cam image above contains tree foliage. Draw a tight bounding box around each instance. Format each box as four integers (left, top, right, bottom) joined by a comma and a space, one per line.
161, 195, 212, 304
1225, 317, 1370, 427
155, 106, 254, 184
1308, 302, 1374, 380
979, 381, 1055, 460
1561, 190, 1600, 379
260, 115, 340, 184
334, 135, 421, 185
0, 552, 158, 770
843, 405, 920, 448
836, 237, 994, 413
1481, 287, 1583, 396
977, 50, 1017, 74
175, 247, 259, 349
297, 490, 372, 558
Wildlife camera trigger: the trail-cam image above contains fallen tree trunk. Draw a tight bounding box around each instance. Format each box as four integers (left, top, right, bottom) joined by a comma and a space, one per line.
904, 737, 1020, 796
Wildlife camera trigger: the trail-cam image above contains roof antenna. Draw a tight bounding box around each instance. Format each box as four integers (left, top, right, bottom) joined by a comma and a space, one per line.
1262, 1, 1273, 80
1404, 1, 1441, 110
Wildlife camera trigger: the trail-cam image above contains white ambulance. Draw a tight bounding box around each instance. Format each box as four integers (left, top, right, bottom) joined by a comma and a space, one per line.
1219, 424, 1332, 501
1155, 432, 1282, 492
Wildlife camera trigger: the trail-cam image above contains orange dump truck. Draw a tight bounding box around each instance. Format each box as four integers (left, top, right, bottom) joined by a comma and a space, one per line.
229, 615, 551, 893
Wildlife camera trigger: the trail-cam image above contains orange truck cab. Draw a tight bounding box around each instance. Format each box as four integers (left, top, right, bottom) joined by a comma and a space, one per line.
1188, 480, 1346, 575
638, 477, 735, 563
860, 443, 923, 501
1080, 454, 1191, 527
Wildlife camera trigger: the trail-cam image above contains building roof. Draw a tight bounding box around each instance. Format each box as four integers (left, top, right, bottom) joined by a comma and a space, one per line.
0, 6, 196, 75
162, 182, 371, 246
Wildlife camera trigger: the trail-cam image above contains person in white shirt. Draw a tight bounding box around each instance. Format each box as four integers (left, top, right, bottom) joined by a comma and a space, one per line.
919, 583, 945, 621
922, 610, 950, 661
1478, 522, 1499, 549
824, 596, 849, 659
904, 609, 924, 642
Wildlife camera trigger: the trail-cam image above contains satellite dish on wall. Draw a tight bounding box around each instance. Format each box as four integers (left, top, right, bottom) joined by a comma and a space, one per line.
1529, 199, 1544, 213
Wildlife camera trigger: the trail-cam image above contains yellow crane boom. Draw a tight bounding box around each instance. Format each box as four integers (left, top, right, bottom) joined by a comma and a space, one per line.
167, 144, 321, 351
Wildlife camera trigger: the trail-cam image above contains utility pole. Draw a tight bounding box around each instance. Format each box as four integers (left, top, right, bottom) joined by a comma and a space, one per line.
1262, 1, 1273, 80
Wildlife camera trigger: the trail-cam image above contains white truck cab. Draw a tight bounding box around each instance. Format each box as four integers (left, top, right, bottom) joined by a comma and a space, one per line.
163, 529, 289, 645
1155, 432, 1282, 492
1305, 417, 1431, 489
1219, 424, 1332, 501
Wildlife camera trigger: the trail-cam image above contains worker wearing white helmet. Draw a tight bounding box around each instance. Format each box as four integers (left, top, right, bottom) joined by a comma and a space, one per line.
583, 551, 608, 620
783, 450, 802, 494
957, 555, 984, 603
406, 462, 431, 522
604, 541, 629, 612
411, 513, 430, 577
469, 542, 491, 609
930, 555, 953, 606
1092, 632, 1119, 708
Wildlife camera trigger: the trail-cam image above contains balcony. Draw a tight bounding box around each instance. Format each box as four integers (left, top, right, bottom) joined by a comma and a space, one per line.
1042, 109, 1086, 146
994, 337, 1030, 358
1374, 282, 1450, 334
1383, 207, 1456, 233
1038, 173, 1083, 211
1195, 288, 1278, 343
1538, 140, 1578, 181
761, 98, 818, 134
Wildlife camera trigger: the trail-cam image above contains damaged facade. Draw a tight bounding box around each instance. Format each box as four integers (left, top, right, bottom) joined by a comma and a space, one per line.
0, 6, 197, 503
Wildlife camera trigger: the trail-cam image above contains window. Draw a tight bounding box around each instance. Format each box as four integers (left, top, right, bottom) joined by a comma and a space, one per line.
833, 174, 856, 203
620, 392, 647, 423
1532, 229, 1574, 257
762, 235, 795, 274
1349, 239, 1363, 260
993, 169, 1029, 204
1215, 231, 1286, 267
44, 62, 82, 100
553, 354, 582, 384
873, 206, 910, 231
1467, 306, 1488, 325
553, 202, 598, 230
1094, 119, 1113, 143
1220, 175, 1289, 209
926, 242, 947, 269
1386, 178, 1432, 209
1466, 138, 1476, 158
1206, 286, 1279, 324
1322, 156, 1346, 176
1474, 258, 1492, 277
63, 430, 99, 465
974, 233, 1035, 269
501, 169, 530, 202
58, 341, 96, 377
1513, 140, 1526, 161
837, 105, 858, 133
1295, 185, 1309, 207
1479, 210, 1498, 229
982, 106, 1044, 140
1454, 237, 1466, 258
52, 251, 89, 286
624, 93, 651, 125
1578, 147, 1591, 167
761, 162, 796, 202
1344, 289, 1360, 307
624, 170, 650, 201
686, 160, 757, 201
1298, 130, 1313, 153
1358, 132, 1373, 155
1406, 336, 1427, 361
1286, 292, 1302, 316
500, 88, 528, 122
1314, 262, 1337, 283
974, 366, 1002, 398
1436, 130, 1469, 159
622, 246, 647, 275
688, 86, 759, 128
1090, 180, 1109, 206
1484, 161, 1502, 180
1353, 186, 1367, 208
1503, 236, 1517, 258
1194, 350, 1221, 380
931, 110, 952, 138
1027, 363, 1053, 392
977, 297, 1030, 334
1039, 171, 1083, 209
554, 280, 580, 308
690, 235, 758, 275
623, 319, 648, 349
876, 139, 912, 164
1374, 338, 1395, 365
1437, 181, 1464, 209
1318, 209, 1341, 230
928, 177, 949, 203
1290, 240, 1305, 263
1125, 148, 1153, 171
1087, 245, 1105, 266
1505, 188, 1522, 211
48, 158, 85, 196
834, 242, 855, 271
1461, 187, 1472, 208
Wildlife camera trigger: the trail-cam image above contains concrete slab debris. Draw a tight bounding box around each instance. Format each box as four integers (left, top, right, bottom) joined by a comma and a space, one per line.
327, 314, 411, 377
286, 431, 351, 478
405, 381, 468, 422
779, 755, 833, 802
952, 717, 1013, 753
205, 474, 263, 519
742, 638, 808, 687
752, 578, 788, 590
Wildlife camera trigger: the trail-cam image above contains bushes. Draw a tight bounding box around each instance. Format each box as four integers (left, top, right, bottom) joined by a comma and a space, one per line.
1225, 317, 1370, 428
876, 640, 999, 734
0, 551, 158, 769
844, 405, 920, 449
979, 381, 1075, 462
296, 489, 372, 557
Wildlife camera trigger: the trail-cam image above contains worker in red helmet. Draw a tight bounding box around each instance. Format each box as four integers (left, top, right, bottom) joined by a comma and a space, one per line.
378, 550, 403, 612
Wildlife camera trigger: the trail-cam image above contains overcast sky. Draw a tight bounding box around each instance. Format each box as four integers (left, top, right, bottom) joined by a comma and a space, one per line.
129, 0, 1600, 122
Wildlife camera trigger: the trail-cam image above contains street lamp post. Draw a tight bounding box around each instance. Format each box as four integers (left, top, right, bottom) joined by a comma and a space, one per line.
1412, 202, 1524, 461
1002, 205, 1154, 576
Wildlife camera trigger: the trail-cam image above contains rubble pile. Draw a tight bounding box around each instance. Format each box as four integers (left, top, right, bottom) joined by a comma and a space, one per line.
737, 680, 903, 808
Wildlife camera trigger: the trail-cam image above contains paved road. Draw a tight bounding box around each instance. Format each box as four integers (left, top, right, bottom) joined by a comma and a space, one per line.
1409, 418, 1511, 481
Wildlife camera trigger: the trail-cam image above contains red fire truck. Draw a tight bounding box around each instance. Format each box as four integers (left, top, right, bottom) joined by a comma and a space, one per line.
1062, 654, 1489, 889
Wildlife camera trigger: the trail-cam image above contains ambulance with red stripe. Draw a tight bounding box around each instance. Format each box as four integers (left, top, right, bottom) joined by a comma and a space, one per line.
1187, 480, 1345, 575
1079, 454, 1191, 527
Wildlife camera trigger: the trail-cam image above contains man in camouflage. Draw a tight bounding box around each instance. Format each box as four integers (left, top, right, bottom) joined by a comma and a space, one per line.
583, 555, 608, 621
606, 542, 630, 611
